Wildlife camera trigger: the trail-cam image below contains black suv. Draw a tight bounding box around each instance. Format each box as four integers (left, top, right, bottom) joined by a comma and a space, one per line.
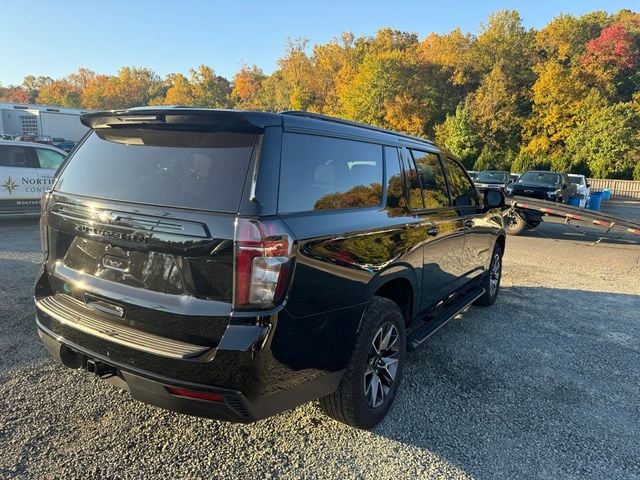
508, 170, 576, 203
474, 170, 512, 191
35, 108, 505, 428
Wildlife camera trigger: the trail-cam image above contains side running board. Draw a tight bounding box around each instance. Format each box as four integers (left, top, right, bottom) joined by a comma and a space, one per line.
407, 287, 485, 351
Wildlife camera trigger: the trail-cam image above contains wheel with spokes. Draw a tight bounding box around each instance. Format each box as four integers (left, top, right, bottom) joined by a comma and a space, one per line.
364, 322, 401, 408
475, 243, 503, 306
319, 296, 406, 428
503, 210, 526, 235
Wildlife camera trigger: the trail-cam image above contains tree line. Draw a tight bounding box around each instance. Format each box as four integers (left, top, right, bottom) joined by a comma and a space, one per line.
1, 9, 639, 179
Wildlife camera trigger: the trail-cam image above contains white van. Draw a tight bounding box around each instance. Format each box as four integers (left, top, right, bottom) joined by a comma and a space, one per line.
0, 140, 67, 215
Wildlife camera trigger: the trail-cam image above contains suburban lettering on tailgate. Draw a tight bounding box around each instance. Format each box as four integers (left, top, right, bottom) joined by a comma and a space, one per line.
73, 223, 151, 244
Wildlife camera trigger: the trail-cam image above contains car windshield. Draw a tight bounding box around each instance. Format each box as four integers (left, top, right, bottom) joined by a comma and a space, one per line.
476, 171, 508, 182
519, 172, 560, 185
568, 175, 584, 185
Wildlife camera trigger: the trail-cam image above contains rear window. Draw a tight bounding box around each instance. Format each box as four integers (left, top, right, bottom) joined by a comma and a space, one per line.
278, 133, 383, 213
55, 129, 256, 212
477, 171, 508, 182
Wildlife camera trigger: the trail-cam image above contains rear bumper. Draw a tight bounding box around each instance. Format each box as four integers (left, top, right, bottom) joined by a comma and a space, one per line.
37, 323, 343, 423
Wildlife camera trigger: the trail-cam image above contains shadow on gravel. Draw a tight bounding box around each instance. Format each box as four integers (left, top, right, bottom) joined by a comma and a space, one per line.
376, 285, 640, 479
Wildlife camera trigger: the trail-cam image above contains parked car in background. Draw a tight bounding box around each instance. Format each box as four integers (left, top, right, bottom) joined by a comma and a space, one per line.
568, 174, 590, 208
510, 173, 520, 183
507, 170, 576, 203
53, 140, 76, 152
35, 108, 506, 429
467, 170, 479, 180
13, 134, 37, 142
474, 170, 512, 191
0, 140, 67, 215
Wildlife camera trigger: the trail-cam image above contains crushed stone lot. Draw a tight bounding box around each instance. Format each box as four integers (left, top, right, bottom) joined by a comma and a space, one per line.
1, 213, 639, 480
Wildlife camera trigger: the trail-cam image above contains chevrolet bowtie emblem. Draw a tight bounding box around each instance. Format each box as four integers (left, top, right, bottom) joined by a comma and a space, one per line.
98, 211, 120, 223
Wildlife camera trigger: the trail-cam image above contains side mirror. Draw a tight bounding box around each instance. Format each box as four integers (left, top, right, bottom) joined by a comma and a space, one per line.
484, 189, 505, 209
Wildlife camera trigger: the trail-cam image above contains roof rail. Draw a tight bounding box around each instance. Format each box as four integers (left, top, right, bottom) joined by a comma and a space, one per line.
280, 110, 435, 146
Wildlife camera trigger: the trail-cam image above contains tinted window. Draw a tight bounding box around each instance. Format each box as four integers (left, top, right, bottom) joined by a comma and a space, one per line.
384, 146, 405, 214
401, 150, 424, 210
519, 172, 560, 185
476, 171, 508, 183
56, 129, 256, 212
410, 150, 449, 209
443, 157, 480, 207
36, 148, 65, 170
279, 133, 383, 213
0, 145, 33, 168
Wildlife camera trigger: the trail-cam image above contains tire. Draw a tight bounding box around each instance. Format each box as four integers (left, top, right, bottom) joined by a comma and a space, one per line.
503, 210, 526, 235
474, 243, 503, 307
319, 296, 406, 429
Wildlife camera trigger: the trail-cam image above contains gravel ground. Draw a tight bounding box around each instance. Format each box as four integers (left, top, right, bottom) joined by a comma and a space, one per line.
0, 211, 639, 480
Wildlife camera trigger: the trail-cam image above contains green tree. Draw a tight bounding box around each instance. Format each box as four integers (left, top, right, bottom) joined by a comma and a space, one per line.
565, 102, 640, 178
435, 103, 480, 168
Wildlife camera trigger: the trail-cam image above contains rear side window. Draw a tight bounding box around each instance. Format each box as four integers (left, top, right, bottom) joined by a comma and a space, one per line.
442, 156, 480, 207
410, 150, 449, 209
278, 133, 383, 213
55, 129, 257, 212
0, 145, 35, 168
35, 148, 66, 170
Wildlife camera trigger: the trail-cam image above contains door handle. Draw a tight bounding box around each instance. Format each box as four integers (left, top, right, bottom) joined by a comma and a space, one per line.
464, 219, 474, 228
426, 226, 439, 237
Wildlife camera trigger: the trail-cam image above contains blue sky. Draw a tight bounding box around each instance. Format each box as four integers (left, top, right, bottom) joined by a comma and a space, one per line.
2, 0, 635, 85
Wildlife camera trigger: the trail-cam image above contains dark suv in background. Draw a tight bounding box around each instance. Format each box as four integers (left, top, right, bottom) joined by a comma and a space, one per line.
35, 108, 505, 428
473, 170, 512, 192
508, 170, 576, 203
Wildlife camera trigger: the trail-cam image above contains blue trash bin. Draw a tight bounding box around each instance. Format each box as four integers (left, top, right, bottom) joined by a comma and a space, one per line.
602, 188, 612, 200
568, 197, 581, 207
588, 192, 603, 211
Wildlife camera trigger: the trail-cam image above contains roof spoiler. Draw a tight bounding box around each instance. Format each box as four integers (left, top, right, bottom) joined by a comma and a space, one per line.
81, 108, 280, 132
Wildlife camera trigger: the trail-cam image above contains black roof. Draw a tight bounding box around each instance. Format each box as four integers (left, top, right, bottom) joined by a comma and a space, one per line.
81, 107, 437, 148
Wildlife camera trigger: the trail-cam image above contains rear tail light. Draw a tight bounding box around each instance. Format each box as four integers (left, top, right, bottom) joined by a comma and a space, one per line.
166, 387, 224, 403
234, 218, 293, 309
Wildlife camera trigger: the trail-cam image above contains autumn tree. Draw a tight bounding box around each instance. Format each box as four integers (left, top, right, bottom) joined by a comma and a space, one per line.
580, 22, 640, 100
230, 65, 267, 109
535, 12, 606, 64
21, 75, 53, 103
278, 38, 315, 110
164, 73, 195, 105
520, 61, 598, 160
467, 63, 523, 168
0, 85, 29, 103
81, 67, 162, 109
36, 80, 82, 107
